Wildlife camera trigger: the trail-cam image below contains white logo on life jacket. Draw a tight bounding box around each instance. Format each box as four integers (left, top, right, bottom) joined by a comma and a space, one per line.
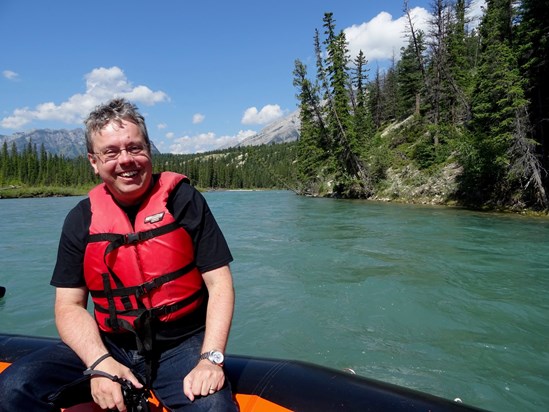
144, 212, 165, 224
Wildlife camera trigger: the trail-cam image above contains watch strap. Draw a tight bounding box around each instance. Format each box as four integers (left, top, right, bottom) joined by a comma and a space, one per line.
199, 350, 224, 365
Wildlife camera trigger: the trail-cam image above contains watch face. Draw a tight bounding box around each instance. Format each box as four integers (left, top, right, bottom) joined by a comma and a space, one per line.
210, 351, 224, 364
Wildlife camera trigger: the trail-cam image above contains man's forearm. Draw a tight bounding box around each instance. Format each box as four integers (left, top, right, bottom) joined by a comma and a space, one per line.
201, 265, 235, 353
55, 300, 109, 368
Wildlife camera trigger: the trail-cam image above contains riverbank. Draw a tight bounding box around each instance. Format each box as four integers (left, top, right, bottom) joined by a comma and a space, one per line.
2, 183, 547, 217
343, 162, 548, 217
0, 186, 89, 199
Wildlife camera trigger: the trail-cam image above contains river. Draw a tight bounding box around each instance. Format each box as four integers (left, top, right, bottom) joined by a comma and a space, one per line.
0, 191, 548, 411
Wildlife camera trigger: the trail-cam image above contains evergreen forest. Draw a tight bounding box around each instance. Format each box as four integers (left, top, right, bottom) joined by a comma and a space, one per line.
1, 0, 548, 213
0, 140, 298, 195
294, 0, 549, 211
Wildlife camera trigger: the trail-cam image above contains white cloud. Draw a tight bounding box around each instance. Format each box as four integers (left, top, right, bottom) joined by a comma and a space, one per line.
468, 0, 486, 29
344, 3, 486, 64
1, 107, 31, 129
3, 70, 19, 81
192, 113, 205, 124
344, 8, 431, 61
235, 129, 257, 143
157, 123, 167, 129
241, 104, 283, 125
165, 132, 175, 139
169, 129, 256, 154
1, 66, 169, 130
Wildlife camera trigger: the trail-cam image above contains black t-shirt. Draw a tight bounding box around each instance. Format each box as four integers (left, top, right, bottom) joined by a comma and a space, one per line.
51, 178, 233, 287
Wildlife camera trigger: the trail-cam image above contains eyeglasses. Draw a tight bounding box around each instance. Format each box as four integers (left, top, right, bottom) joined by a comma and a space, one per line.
94, 144, 149, 162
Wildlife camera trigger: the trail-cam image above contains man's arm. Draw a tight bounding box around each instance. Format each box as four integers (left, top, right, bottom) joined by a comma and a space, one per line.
55, 287, 142, 411
183, 265, 235, 401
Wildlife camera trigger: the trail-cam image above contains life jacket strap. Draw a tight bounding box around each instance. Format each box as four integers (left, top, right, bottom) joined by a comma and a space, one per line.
89, 261, 197, 300
97, 287, 204, 320
102, 273, 120, 331
88, 222, 181, 253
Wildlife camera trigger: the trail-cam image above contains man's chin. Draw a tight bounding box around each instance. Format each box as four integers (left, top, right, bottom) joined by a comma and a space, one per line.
110, 184, 148, 205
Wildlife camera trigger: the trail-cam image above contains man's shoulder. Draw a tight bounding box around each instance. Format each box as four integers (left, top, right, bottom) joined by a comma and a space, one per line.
68, 197, 91, 217
62, 197, 92, 232
169, 178, 202, 205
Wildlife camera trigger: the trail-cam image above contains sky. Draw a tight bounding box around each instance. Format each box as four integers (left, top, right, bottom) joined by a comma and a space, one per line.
1, 0, 484, 154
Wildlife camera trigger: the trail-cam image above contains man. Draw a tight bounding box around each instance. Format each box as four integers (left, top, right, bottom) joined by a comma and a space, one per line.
0, 98, 237, 411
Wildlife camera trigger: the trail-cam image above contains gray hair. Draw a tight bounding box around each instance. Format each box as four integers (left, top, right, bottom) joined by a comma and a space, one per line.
84, 98, 151, 154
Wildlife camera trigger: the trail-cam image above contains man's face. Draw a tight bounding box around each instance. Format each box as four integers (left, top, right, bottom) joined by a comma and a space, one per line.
88, 119, 153, 206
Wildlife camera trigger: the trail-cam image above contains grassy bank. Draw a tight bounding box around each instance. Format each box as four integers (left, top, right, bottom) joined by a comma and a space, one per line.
0, 185, 91, 199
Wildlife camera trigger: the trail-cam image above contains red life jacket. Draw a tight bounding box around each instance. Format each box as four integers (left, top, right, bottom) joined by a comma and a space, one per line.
84, 172, 205, 344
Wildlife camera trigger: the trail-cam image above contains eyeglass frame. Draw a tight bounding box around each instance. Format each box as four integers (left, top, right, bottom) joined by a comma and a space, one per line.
92, 143, 150, 162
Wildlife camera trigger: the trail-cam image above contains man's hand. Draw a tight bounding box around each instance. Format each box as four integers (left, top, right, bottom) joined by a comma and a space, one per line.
183, 360, 225, 402
89, 356, 143, 411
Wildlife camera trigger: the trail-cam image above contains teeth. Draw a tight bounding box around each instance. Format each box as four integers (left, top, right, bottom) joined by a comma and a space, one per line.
120, 171, 138, 178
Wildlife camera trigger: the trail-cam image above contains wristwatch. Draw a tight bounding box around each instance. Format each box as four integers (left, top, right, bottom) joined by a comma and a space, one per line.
200, 350, 225, 366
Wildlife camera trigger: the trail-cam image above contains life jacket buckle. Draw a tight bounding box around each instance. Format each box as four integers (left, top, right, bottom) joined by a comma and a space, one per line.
125, 233, 140, 244
135, 282, 152, 299
135, 284, 146, 299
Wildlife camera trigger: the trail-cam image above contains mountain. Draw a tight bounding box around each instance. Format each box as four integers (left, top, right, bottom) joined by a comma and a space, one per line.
0, 128, 160, 157
228, 109, 301, 149
0, 111, 301, 157
0, 129, 86, 158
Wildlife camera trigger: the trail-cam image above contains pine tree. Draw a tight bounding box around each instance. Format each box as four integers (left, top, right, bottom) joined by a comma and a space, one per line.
425, 0, 457, 146
516, 0, 549, 190
293, 59, 326, 193
351, 50, 374, 155
445, 0, 476, 123
381, 56, 400, 123
403, 0, 427, 118
38, 143, 48, 185
322, 13, 371, 196
466, 0, 546, 207
398, 31, 426, 118
368, 68, 384, 129
0, 141, 8, 185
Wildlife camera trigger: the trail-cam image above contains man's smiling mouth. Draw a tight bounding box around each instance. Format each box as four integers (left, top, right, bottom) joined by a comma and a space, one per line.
119, 171, 139, 178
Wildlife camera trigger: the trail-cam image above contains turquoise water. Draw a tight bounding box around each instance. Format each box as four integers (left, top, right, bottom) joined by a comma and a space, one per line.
1, 192, 548, 411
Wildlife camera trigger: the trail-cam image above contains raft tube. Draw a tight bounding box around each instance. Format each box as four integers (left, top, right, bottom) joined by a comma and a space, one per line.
0, 334, 488, 411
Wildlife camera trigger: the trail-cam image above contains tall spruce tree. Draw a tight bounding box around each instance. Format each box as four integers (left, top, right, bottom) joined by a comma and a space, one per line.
351, 50, 374, 156
467, 0, 546, 207
293, 59, 327, 194
0, 141, 8, 185
368, 68, 384, 129
425, 0, 458, 146
468, 0, 518, 198
293, 13, 371, 197
516, 0, 549, 190
398, 31, 426, 118
381, 56, 400, 123
445, 0, 475, 123
322, 12, 353, 179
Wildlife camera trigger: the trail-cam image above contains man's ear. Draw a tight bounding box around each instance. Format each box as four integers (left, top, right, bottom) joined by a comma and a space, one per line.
88, 153, 100, 175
